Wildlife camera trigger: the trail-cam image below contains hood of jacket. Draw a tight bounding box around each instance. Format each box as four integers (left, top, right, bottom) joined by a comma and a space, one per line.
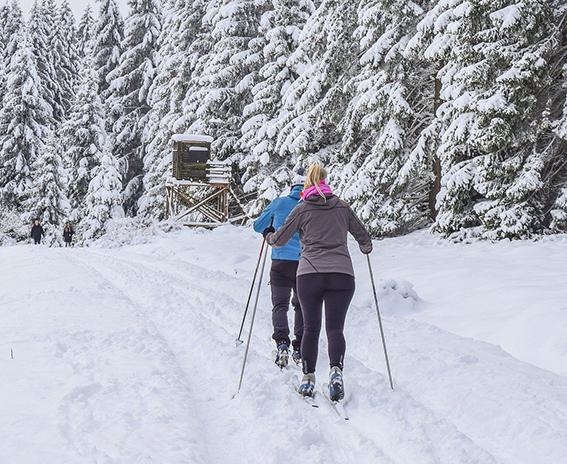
289, 184, 303, 200
304, 194, 340, 210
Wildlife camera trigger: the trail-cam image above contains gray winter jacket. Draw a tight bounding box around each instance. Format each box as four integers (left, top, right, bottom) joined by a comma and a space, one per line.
266, 194, 372, 277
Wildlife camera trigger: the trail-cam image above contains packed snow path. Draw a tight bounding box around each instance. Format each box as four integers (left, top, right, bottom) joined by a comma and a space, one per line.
1, 227, 567, 464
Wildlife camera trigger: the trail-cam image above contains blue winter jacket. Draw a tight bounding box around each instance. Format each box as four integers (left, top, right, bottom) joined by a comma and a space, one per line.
253, 185, 302, 261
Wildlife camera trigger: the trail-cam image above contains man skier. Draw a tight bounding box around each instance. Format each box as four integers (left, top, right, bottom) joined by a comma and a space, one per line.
253, 171, 306, 368
30, 220, 45, 245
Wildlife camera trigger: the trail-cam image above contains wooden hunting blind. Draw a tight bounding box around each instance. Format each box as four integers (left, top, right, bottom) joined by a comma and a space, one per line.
165, 134, 250, 227
172, 135, 211, 181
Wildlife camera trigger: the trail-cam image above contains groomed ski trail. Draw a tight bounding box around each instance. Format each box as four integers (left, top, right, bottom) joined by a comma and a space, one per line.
66, 247, 499, 463
1, 228, 567, 464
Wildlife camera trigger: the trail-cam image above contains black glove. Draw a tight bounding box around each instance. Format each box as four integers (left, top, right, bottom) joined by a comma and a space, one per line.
262, 226, 275, 238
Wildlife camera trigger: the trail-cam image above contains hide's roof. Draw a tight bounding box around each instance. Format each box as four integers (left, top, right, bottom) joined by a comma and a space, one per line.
172, 134, 214, 143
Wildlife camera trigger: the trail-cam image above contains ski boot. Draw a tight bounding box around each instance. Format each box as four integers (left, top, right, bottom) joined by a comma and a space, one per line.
274, 342, 289, 369
328, 366, 344, 402
292, 348, 302, 366
298, 373, 316, 398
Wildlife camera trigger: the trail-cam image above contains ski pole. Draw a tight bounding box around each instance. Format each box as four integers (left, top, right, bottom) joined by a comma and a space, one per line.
235, 238, 267, 344
366, 255, 394, 390
235, 243, 269, 396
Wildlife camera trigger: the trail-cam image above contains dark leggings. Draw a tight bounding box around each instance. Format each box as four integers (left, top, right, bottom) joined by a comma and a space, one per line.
297, 273, 355, 374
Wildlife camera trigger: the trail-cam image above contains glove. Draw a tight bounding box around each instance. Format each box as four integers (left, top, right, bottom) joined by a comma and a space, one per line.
360, 243, 373, 255
262, 226, 275, 238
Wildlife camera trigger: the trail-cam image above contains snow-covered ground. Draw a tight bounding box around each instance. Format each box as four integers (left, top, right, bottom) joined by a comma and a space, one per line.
1, 226, 566, 464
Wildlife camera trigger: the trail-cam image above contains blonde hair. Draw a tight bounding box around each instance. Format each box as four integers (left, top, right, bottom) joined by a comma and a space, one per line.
305, 162, 328, 198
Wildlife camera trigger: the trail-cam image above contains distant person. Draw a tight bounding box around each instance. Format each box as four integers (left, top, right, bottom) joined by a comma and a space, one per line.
63, 223, 74, 247
265, 162, 372, 402
30, 220, 45, 245
254, 170, 306, 369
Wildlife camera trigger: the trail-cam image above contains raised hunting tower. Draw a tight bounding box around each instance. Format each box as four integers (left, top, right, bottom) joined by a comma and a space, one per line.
165, 134, 249, 227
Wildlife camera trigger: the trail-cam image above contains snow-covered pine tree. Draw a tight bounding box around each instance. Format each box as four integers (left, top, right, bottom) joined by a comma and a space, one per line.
0, 1, 24, 160
25, 135, 69, 241
93, 0, 124, 98
331, 0, 430, 236
0, 4, 8, 60
107, 0, 162, 215
50, 0, 80, 122
274, 0, 359, 168
0, 4, 10, 104
0, 31, 52, 209
471, 1, 554, 239
77, 5, 95, 59
179, 0, 222, 132
81, 140, 124, 243
193, 0, 268, 160
60, 58, 107, 221
1, 0, 23, 63
549, 3, 567, 232
397, 0, 553, 239
139, 0, 207, 219
28, 0, 56, 127
238, 0, 315, 214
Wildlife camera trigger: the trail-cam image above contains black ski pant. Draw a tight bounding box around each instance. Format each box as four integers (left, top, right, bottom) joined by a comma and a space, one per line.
297, 273, 355, 374
270, 260, 303, 351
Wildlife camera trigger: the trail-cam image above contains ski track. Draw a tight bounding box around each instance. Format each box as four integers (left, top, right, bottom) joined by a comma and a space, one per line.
2, 237, 567, 464
73, 248, 500, 464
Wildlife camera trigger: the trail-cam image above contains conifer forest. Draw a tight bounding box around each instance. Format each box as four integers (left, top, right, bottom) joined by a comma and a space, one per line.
0, 0, 566, 243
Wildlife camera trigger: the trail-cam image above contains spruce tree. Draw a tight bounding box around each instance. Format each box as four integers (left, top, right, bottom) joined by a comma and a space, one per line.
0, 32, 52, 208
60, 60, 107, 220
274, 0, 359, 167
81, 141, 124, 242
1, 0, 23, 63
193, 0, 268, 160
28, 0, 56, 127
50, 0, 80, 122
179, 0, 222, 132
397, 0, 553, 239
107, 0, 162, 215
332, 0, 431, 236
238, 0, 315, 214
93, 0, 124, 98
77, 5, 95, 59
26, 135, 69, 239
0, 4, 9, 104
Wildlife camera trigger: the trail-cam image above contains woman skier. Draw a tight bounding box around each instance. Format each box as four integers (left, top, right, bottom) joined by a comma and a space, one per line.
263, 163, 372, 401
253, 171, 306, 368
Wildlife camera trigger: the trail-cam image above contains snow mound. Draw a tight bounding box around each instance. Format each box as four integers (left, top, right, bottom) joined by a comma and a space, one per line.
87, 218, 183, 248
378, 278, 422, 315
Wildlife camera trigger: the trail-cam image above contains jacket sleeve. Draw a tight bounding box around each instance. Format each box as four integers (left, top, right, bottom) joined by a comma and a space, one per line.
348, 207, 373, 254
266, 205, 302, 248
253, 201, 276, 234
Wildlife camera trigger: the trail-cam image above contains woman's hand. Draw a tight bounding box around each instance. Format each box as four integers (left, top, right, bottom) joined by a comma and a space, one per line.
262, 226, 275, 238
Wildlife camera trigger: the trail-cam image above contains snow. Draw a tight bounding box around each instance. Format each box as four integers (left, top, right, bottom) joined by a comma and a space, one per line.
1, 226, 567, 463
171, 133, 214, 143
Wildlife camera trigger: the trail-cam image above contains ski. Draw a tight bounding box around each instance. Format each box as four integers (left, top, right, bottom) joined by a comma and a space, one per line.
322, 383, 349, 420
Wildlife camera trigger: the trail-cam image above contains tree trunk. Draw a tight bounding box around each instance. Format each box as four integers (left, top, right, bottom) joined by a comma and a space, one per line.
429, 75, 442, 218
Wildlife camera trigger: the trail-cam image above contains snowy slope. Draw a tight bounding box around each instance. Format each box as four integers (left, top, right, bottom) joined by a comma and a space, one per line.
1, 226, 566, 464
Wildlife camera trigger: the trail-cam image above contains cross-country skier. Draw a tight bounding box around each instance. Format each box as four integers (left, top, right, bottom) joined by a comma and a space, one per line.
264, 163, 372, 401
254, 170, 306, 369
30, 220, 45, 245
